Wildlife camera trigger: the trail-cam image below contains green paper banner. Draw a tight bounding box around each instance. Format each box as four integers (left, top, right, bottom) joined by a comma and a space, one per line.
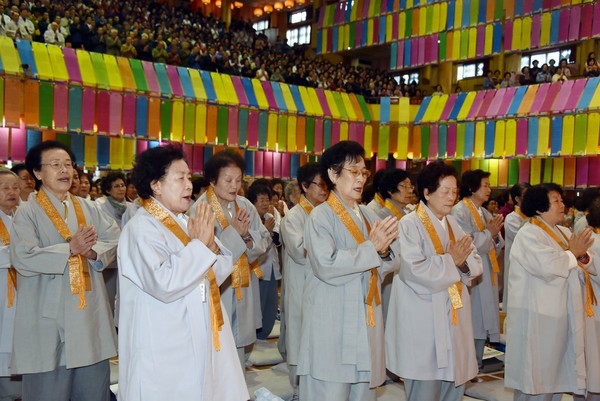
217, 106, 228, 145
39, 82, 54, 129
68, 87, 82, 132
160, 100, 172, 140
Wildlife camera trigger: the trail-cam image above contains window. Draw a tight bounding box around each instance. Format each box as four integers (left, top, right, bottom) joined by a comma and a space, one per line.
457, 61, 486, 80
521, 47, 574, 69
289, 10, 307, 24
286, 25, 311, 46
252, 19, 270, 32
395, 71, 420, 85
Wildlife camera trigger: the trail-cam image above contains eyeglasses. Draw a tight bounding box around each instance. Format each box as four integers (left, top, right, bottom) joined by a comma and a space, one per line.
398, 184, 415, 191
342, 167, 371, 179
41, 161, 75, 170
310, 181, 328, 190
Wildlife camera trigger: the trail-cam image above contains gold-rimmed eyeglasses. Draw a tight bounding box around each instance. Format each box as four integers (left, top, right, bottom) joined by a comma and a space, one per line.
342, 167, 371, 179
41, 161, 75, 170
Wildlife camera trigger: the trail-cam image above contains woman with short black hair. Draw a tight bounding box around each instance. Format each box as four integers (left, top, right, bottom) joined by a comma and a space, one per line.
505, 183, 594, 401
452, 169, 504, 370
299, 141, 400, 401
117, 145, 248, 401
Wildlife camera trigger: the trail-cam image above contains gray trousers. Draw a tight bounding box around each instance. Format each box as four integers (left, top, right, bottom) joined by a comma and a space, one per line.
475, 338, 486, 369
256, 270, 279, 340
0, 376, 22, 401
22, 359, 109, 401
299, 374, 375, 401
513, 390, 564, 401
404, 379, 465, 401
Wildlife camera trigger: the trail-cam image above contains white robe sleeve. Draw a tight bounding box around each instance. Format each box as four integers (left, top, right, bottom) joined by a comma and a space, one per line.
280, 211, 308, 266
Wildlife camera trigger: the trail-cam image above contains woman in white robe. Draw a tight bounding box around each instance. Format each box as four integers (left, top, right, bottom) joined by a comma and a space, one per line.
280, 162, 329, 400
505, 183, 594, 401
0, 169, 21, 401
117, 145, 248, 401
298, 141, 400, 401
386, 162, 483, 401
451, 169, 504, 369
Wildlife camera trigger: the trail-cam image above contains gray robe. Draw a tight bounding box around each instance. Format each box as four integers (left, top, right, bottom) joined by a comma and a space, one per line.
0, 210, 15, 377
385, 202, 483, 386
9, 189, 119, 374
298, 191, 400, 387
451, 201, 503, 342
189, 194, 269, 347
280, 198, 311, 367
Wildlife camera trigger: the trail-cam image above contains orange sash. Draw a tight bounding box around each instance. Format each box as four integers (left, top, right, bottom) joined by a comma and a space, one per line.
515, 207, 526, 220
374, 193, 385, 207
384, 199, 404, 220
463, 198, 501, 285
143, 198, 224, 351
594, 227, 600, 235
298, 196, 313, 215
206, 186, 262, 301
0, 216, 16, 308
416, 203, 463, 325
326, 193, 381, 327
37, 187, 91, 309
531, 217, 597, 317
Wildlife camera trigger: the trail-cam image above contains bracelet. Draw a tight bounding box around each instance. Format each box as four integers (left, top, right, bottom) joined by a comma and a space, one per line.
377, 248, 391, 258
577, 254, 590, 264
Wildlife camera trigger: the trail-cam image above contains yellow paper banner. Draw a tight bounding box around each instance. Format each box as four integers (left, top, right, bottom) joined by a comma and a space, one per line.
484, 24, 494, 56
103, 55, 123, 91
189, 69, 207, 102
530, 157, 542, 185
474, 121, 486, 158
84, 135, 98, 167
267, 112, 278, 150
537, 117, 550, 156
562, 115, 575, 155
287, 115, 297, 152
512, 18, 522, 51
397, 126, 409, 159
110, 137, 124, 170
468, 28, 477, 59
195, 103, 207, 144
540, 12, 551, 47
32, 42, 53, 81
552, 158, 564, 186
488, 159, 499, 186
123, 138, 135, 169
521, 16, 532, 50
494, 120, 506, 158
457, 92, 476, 121
587, 113, 600, 155
505, 119, 517, 157
171, 100, 184, 142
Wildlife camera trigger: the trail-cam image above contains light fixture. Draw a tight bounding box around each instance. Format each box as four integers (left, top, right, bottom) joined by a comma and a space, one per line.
202, 0, 210, 4
215, 0, 221, 7
234, 1, 243, 8
254, 7, 263, 17
296, 0, 304, 4
274, 1, 284, 11
263, 4, 273, 13
284, 0, 294, 8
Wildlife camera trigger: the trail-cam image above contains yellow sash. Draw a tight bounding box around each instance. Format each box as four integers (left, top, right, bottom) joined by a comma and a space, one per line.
515, 207, 526, 220
594, 227, 600, 235
143, 198, 224, 351
463, 198, 501, 285
206, 186, 262, 301
0, 216, 16, 308
37, 187, 91, 309
415, 203, 463, 325
384, 199, 404, 220
374, 193, 385, 207
530, 217, 597, 317
326, 193, 381, 327
298, 196, 313, 215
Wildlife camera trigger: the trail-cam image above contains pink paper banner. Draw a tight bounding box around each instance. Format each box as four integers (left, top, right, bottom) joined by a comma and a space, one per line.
349, 122, 359, 142
588, 157, 600, 187
136, 139, 148, 155
476, 90, 496, 118
497, 87, 517, 117
109, 92, 123, 136
395, 160, 406, 169
466, 91, 486, 120
373, 17, 380, 45
476, 26, 485, 58
485, 88, 507, 118
96, 90, 110, 134
375, 159, 387, 171
273, 152, 282, 178
355, 22, 363, 48
531, 14, 541, 48
569, 5, 582, 42
247, 110, 259, 148
504, 20, 513, 51
254, 151, 264, 177
529, 83, 550, 114
263, 151, 274, 177
314, 117, 324, 154
142, 61, 161, 94
539, 82, 562, 113
356, 124, 365, 146
581, 4, 594, 39
418, 37, 425, 66
563, 79, 587, 111
331, 120, 340, 145
182, 144, 193, 168
593, 2, 600, 37
82, 88, 96, 133
10, 121, 26, 162
558, 8, 570, 43
392, 14, 399, 40
166, 65, 184, 98
62, 48, 82, 84
429, 124, 439, 159
192, 145, 203, 173
281, 152, 291, 179
446, 123, 457, 157
523, 0, 533, 15
261, 81, 279, 110
53, 83, 69, 131
516, 119, 528, 156
431, 34, 439, 64
551, 80, 575, 112
231, 76, 249, 106
0, 128, 9, 162
519, 158, 530, 184
440, 93, 458, 121
315, 90, 332, 117
122, 94, 136, 137
576, 157, 589, 187
228, 107, 238, 146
